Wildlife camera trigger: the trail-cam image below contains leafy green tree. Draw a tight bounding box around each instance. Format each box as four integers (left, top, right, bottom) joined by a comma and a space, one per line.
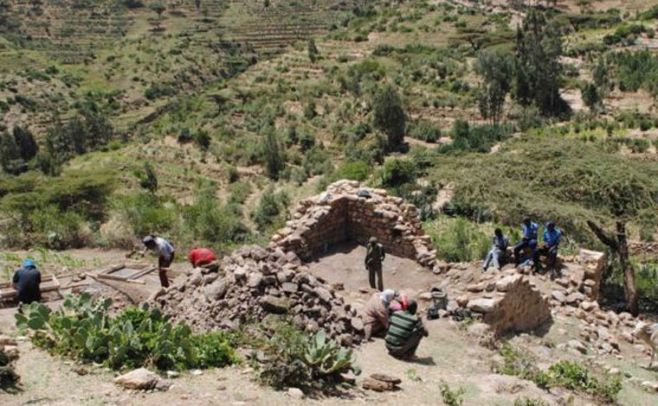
514, 9, 570, 117
12, 126, 38, 161
372, 84, 406, 150
264, 131, 285, 180
581, 82, 601, 112
0, 131, 24, 175
475, 51, 514, 125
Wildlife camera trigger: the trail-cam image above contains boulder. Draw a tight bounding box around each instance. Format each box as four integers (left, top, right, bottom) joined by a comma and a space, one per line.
203, 279, 228, 301
114, 368, 165, 390
551, 291, 566, 304
467, 298, 497, 314
259, 296, 290, 314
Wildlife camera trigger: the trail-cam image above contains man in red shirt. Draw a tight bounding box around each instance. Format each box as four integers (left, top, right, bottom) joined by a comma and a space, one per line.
187, 248, 217, 267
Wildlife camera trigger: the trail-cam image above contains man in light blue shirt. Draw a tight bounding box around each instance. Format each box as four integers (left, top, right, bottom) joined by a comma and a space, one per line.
513, 218, 538, 265
536, 222, 562, 277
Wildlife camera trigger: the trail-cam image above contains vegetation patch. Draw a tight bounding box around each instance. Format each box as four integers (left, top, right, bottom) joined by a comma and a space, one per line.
16, 293, 239, 371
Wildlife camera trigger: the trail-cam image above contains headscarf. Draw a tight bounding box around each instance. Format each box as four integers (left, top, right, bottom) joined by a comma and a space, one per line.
379, 289, 396, 306
22, 259, 35, 268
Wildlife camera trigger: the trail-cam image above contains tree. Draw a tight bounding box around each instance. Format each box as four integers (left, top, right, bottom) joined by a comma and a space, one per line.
307, 39, 319, 63
0, 131, 23, 175
194, 0, 201, 11
514, 9, 571, 117
581, 82, 601, 112
137, 162, 158, 193
12, 126, 38, 161
150, 1, 166, 30
475, 51, 514, 125
372, 84, 406, 151
264, 131, 284, 180
584, 168, 657, 316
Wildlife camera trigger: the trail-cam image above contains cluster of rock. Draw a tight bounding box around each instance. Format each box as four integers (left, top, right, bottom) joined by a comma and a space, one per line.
452, 272, 551, 336
0, 334, 19, 386
548, 249, 606, 302
271, 180, 438, 269
151, 245, 364, 345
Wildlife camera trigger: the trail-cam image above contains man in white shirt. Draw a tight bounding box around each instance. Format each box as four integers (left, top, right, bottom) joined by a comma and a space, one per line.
143, 235, 175, 287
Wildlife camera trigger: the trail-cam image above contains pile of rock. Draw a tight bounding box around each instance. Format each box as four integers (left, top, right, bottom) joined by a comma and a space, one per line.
271, 180, 438, 269
151, 245, 364, 345
455, 272, 551, 336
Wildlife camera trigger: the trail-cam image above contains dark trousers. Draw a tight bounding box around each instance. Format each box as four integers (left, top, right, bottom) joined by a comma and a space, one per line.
367, 262, 383, 291
387, 330, 424, 359
158, 253, 175, 288
514, 239, 537, 264
535, 245, 559, 273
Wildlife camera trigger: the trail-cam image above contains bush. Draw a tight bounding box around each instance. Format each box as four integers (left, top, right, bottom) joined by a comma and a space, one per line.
426, 218, 490, 262
333, 160, 371, 182
116, 192, 178, 237
256, 321, 359, 391
494, 344, 622, 403
439, 121, 510, 154
144, 83, 177, 100
253, 188, 289, 231
183, 187, 250, 246
439, 381, 465, 406
16, 294, 239, 371
381, 158, 416, 188
409, 120, 440, 143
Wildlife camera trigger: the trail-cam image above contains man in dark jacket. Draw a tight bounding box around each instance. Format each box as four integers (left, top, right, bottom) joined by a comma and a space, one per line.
385, 300, 428, 360
12, 259, 41, 304
365, 237, 386, 291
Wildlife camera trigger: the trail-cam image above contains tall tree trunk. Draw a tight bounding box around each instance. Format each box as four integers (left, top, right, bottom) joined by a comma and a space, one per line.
587, 220, 638, 316
616, 221, 638, 316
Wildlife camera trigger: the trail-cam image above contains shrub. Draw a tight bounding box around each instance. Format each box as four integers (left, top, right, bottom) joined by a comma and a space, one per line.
494, 344, 622, 403
409, 120, 440, 143
333, 160, 371, 182
381, 158, 416, 188
256, 322, 359, 391
513, 398, 548, 406
426, 218, 490, 262
183, 187, 250, 246
116, 192, 178, 237
135, 162, 158, 193
252, 188, 289, 231
439, 381, 465, 406
16, 294, 239, 371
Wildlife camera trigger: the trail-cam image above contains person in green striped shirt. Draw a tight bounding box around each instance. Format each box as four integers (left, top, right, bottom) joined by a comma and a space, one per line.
385, 300, 428, 360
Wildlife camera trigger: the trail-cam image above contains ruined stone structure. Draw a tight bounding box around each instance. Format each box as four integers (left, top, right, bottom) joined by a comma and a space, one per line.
153, 180, 608, 344
465, 273, 551, 336
271, 180, 437, 269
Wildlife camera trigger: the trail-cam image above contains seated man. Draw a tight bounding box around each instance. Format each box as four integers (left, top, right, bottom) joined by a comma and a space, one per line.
363, 289, 397, 341
483, 228, 509, 271
12, 259, 41, 304
385, 300, 428, 360
514, 218, 538, 266
187, 247, 217, 267
535, 222, 562, 277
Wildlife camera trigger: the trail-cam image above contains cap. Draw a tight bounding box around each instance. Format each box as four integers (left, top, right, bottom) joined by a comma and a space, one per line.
369, 237, 377, 243
22, 259, 35, 268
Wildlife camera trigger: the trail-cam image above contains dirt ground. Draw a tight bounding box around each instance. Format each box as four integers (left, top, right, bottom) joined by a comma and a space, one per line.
1, 245, 658, 405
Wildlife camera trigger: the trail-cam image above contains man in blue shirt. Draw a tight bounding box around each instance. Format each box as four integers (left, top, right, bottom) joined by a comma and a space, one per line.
536, 222, 562, 277
483, 228, 509, 271
12, 259, 41, 304
513, 218, 538, 265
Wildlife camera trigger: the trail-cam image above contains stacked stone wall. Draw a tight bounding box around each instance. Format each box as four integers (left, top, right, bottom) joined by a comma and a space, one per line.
272, 180, 437, 269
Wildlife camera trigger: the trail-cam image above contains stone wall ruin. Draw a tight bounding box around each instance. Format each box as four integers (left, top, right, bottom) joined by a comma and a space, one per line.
271, 180, 438, 269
